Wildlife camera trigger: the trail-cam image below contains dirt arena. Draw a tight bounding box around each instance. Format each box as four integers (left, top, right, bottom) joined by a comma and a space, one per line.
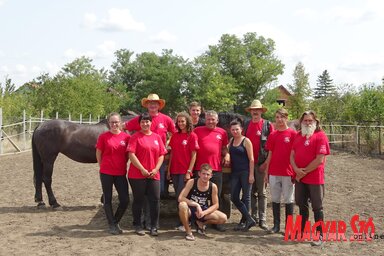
0, 150, 383, 255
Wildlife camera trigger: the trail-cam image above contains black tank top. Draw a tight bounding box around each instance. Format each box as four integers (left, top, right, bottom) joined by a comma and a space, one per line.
229, 137, 250, 173
187, 178, 212, 208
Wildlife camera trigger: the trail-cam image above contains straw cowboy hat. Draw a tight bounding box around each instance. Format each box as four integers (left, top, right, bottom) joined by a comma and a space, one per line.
245, 99, 268, 113
141, 93, 166, 110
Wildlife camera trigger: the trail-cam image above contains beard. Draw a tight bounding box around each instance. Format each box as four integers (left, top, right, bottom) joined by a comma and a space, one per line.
301, 123, 316, 137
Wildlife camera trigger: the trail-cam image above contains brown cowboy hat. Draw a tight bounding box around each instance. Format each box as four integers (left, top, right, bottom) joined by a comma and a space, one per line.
245, 99, 268, 113
141, 93, 166, 110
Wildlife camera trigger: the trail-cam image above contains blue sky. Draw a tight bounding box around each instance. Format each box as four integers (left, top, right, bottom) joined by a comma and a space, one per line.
1, 0, 383, 89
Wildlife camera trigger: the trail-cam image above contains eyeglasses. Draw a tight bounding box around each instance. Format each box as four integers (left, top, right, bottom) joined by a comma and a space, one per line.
109, 121, 120, 124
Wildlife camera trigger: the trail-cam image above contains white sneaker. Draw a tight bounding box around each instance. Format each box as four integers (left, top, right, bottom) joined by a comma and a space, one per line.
176, 225, 186, 232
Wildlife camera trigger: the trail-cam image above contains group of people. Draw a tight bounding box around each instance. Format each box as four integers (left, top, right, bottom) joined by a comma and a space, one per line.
95, 93, 330, 246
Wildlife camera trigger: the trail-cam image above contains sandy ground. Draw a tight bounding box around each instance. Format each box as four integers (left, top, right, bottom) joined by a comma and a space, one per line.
0, 150, 383, 256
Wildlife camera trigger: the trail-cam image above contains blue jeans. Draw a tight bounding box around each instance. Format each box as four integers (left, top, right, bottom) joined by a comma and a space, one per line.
159, 162, 168, 196
230, 171, 251, 218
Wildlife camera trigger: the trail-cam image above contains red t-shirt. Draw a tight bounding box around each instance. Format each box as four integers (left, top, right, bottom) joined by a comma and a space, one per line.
292, 130, 330, 184
266, 128, 297, 176
124, 112, 176, 145
126, 132, 167, 180
169, 132, 200, 174
245, 119, 274, 160
96, 131, 131, 176
194, 126, 228, 171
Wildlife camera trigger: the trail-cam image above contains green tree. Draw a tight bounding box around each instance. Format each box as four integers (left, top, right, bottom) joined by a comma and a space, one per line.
313, 70, 335, 98
288, 62, 311, 119
199, 33, 284, 112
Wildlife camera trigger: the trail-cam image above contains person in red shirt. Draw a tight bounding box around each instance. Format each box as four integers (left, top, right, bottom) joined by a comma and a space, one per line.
244, 100, 274, 230
290, 110, 330, 246
167, 112, 199, 229
188, 101, 205, 127
127, 112, 168, 237
264, 108, 297, 234
194, 110, 230, 231
96, 112, 130, 235
124, 93, 176, 198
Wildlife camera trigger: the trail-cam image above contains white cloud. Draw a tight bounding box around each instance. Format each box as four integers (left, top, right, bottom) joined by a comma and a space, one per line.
326, 6, 376, 25
64, 48, 96, 59
294, 8, 318, 20
0, 0, 6, 7
149, 30, 177, 43
85, 8, 146, 32
97, 40, 117, 58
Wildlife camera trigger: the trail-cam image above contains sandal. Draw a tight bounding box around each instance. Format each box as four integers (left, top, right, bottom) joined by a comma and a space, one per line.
195, 221, 206, 235
185, 233, 195, 241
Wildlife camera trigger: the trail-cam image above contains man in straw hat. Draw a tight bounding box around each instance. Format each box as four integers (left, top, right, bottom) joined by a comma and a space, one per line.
124, 93, 177, 199
243, 99, 274, 230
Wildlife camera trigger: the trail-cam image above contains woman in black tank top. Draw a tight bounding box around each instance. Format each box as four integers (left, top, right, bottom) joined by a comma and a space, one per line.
229, 119, 257, 231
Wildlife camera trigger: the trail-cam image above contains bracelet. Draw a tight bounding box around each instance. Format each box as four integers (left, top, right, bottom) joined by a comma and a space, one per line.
187, 169, 192, 174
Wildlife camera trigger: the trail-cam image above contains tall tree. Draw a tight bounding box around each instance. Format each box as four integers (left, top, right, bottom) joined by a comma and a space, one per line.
199, 32, 284, 112
288, 62, 311, 119
313, 70, 335, 98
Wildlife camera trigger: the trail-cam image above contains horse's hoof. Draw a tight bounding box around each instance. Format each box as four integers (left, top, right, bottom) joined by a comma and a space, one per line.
37, 202, 46, 209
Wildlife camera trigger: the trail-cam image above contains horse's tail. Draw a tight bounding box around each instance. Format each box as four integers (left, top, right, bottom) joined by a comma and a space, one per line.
32, 131, 43, 202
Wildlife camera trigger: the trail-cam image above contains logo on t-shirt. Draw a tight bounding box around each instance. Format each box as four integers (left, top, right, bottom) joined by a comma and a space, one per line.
154, 140, 159, 146
120, 141, 126, 146
158, 123, 165, 129
304, 139, 310, 146
319, 145, 327, 154
216, 134, 222, 140
182, 139, 188, 145
284, 137, 291, 143
256, 130, 262, 136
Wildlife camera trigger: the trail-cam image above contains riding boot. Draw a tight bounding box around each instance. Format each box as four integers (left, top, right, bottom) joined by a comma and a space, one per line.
234, 216, 246, 231
242, 214, 256, 231
285, 203, 294, 230
269, 202, 280, 233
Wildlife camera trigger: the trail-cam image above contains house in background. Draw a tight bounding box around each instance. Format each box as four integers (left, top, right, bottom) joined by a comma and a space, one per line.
276, 85, 292, 107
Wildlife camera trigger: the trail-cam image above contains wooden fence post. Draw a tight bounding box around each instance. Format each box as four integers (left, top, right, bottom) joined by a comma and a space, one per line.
23, 110, 26, 150
0, 108, 3, 155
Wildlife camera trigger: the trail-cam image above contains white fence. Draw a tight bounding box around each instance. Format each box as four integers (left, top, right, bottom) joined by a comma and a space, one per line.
0, 108, 102, 155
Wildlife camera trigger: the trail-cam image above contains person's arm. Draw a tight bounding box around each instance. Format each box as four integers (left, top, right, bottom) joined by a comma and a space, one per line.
221, 145, 230, 166
244, 138, 255, 184
263, 151, 272, 184
149, 155, 164, 179
304, 154, 325, 174
186, 150, 196, 180
178, 179, 198, 206
96, 149, 102, 167
167, 152, 173, 180
129, 152, 150, 177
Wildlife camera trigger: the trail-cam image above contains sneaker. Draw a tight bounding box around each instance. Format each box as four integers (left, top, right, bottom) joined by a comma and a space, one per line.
134, 226, 146, 236
176, 225, 186, 232
259, 220, 268, 231
311, 235, 324, 246
109, 224, 121, 235
150, 228, 158, 236
185, 233, 195, 241
234, 222, 246, 231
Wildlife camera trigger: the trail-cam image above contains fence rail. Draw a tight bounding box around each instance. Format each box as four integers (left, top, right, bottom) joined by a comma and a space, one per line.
1, 108, 383, 156
0, 108, 102, 155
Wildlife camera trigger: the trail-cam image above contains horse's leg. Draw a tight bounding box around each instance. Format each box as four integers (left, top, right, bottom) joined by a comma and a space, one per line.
34, 173, 46, 208
42, 161, 61, 208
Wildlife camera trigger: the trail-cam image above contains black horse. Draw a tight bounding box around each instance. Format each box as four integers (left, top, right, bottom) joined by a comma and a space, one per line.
32, 116, 135, 208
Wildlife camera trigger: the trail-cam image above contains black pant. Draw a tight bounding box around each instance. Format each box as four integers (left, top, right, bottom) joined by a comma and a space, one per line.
100, 173, 129, 224
129, 178, 160, 229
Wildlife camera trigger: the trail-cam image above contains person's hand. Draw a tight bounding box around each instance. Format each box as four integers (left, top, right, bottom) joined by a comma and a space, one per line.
222, 153, 230, 167
140, 169, 150, 177
195, 205, 203, 219
148, 169, 158, 179
259, 162, 267, 172
166, 171, 171, 180
295, 168, 306, 182
264, 174, 268, 184
184, 173, 191, 181
249, 175, 255, 184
